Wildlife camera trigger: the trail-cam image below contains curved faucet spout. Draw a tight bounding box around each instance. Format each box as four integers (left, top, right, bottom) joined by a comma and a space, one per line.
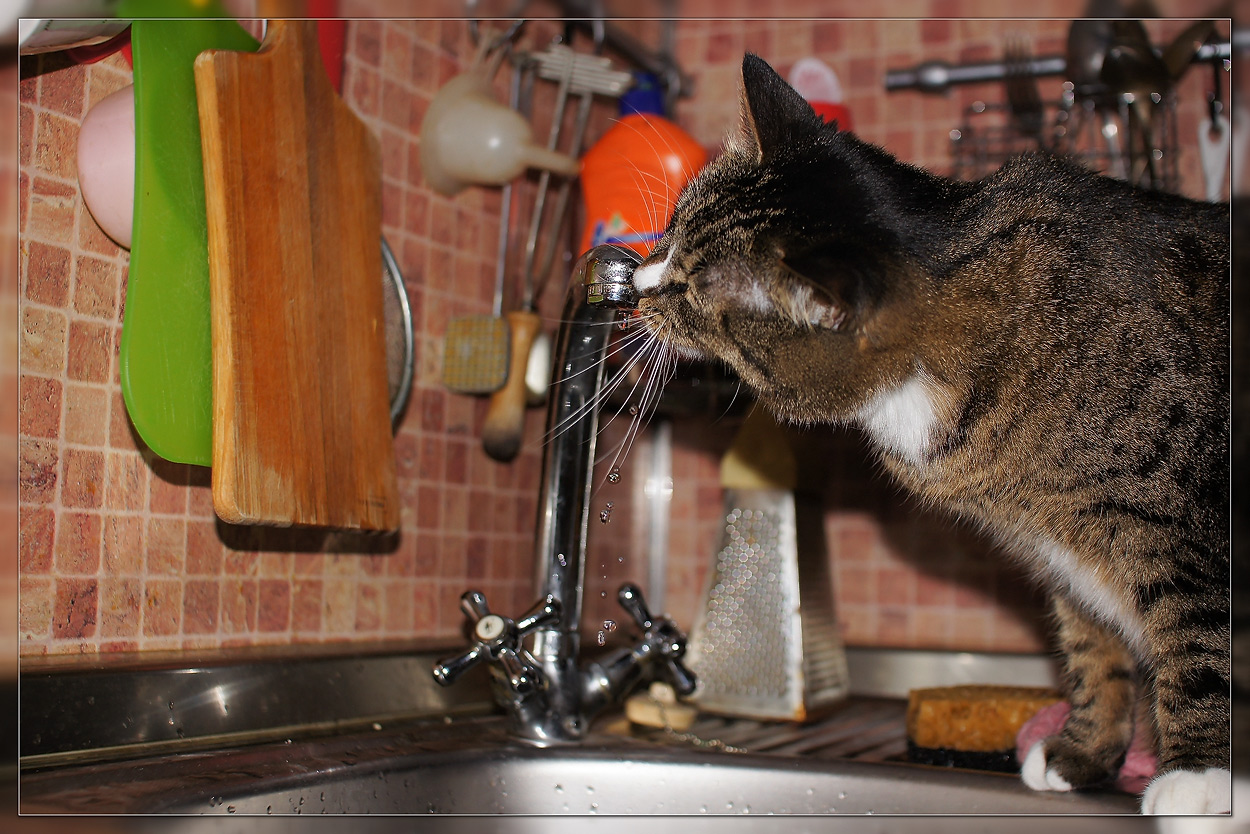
434, 245, 693, 745
525, 245, 643, 742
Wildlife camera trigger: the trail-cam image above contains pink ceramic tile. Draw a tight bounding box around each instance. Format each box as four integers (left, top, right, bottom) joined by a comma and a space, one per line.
61, 447, 105, 508
220, 579, 258, 634
65, 319, 110, 383
63, 382, 107, 446
97, 577, 142, 638
104, 451, 147, 511
142, 579, 182, 637
144, 517, 186, 576
73, 254, 120, 319
20, 506, 55, 574
257, 580, 291, 633
52, 576, 98, 639
26, 176, 77, 245
19, 374, 61, 439
292, 579, 323, 632
54, 511, 101, 575
182, 579, 219, 635
24, 240, 71, 306
21, 306, 67, 375
101, 515, 143, 575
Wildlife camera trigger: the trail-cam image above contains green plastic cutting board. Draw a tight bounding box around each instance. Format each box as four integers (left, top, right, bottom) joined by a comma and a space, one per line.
120, 19, 258, 466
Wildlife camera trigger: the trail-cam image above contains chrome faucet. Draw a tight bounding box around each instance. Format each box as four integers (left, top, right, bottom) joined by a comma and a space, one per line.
432, 245, 695, 744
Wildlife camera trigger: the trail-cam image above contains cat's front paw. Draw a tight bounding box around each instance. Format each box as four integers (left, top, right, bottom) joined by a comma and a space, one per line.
1140, 768, 1232, 815
1021, 740, 1074, 792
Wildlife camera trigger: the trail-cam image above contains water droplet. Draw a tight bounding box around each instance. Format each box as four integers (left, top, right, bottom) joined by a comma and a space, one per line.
168, 701, 174, 711
554, 784, 564, 794
599, 509, 611, 523
266, 805, 272, 814
596, 631, 606, 646
586, 786, 595, 794
629, 405, 639, 416
557, 553, 567, 567
227, 805, 236, 814
607, 467, 621, 483
602, 619, 617, 633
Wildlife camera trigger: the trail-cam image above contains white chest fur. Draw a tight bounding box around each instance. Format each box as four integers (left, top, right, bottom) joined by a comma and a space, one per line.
855, 373, 941, 467
1034, 537, 1146, 654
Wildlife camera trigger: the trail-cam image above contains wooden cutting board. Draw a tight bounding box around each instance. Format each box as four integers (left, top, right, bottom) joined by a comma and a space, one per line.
195, 20, 399, 530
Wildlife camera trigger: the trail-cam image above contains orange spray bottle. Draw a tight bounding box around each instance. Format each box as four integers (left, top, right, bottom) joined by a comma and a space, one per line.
579, 73, 708, 258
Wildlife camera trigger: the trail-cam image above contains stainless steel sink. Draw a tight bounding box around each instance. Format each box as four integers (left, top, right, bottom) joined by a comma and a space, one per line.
20, 712, 1146, 825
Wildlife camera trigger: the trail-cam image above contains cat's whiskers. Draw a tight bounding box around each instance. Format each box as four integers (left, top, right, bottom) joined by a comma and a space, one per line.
594, 323, 680, 483
543, 324, 662, 445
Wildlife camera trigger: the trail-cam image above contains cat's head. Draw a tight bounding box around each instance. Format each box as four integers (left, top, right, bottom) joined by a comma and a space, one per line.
633, 54, 922, 424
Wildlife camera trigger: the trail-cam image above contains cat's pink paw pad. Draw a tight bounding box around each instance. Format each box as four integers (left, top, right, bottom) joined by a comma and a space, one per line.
1140, 768, 1231, 815
1021, 741, 1074, 792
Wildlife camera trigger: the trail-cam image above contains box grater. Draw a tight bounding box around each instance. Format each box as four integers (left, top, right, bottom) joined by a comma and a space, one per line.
686, 409, 850, 721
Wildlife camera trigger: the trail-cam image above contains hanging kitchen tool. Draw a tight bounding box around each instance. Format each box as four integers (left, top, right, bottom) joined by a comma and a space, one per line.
687, 408, 850, 722
195, 20, 398, 530
419, 35, 580, 196
481, 38, 632, 462
119, 19, 260, 467
1198, 46, 1230, 204
441, 29, 524, 396
381, 238, 415, 429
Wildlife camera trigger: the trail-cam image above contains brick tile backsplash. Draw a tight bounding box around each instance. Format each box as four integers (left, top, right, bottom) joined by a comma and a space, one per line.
17, 9, 1228, 661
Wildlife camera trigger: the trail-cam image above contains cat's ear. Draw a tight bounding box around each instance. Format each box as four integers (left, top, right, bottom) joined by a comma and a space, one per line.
779, 249, 866, 332
735, 54, 823, 161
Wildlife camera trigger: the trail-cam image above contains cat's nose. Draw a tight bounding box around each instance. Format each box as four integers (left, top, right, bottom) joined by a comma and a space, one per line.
632, 249, 672, 296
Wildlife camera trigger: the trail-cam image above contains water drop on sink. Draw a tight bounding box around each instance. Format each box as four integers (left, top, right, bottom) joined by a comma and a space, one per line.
599, 508, 611, 523
226, 805, 236, 814
554, 784, 563, 794
602, 619, 617, 633
608, 467, 621, 483
596, 630, 606, 646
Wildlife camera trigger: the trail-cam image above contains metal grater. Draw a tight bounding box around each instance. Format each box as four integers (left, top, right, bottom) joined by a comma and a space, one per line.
687, 486, 850, 722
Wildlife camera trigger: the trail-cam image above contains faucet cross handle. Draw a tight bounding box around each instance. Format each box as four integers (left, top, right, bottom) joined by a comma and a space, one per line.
432, 591, 561, 695
617, 584, 697, 696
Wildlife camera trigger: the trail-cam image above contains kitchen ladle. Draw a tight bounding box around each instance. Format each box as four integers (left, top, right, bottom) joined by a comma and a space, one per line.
420, 63, 580, 196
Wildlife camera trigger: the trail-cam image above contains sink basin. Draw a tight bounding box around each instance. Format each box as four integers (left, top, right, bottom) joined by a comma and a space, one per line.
21, 714, 1148, 827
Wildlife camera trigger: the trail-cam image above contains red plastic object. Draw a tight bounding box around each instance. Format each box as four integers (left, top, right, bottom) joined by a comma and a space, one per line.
65, 27, 133, 66
811, 100, 853, 131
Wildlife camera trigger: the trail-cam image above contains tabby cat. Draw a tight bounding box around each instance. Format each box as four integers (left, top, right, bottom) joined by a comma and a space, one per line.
631, 54, 1230, 814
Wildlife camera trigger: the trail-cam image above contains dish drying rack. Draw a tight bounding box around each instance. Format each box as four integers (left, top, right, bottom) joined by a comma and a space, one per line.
946, 87, 1181, 191
886, 23, 1233, 194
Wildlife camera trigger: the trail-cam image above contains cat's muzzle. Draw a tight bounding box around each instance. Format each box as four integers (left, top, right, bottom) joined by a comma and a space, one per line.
579, 244, 641, 309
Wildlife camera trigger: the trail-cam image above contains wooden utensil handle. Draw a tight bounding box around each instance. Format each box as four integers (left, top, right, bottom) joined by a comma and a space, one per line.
482, 310, 543, 462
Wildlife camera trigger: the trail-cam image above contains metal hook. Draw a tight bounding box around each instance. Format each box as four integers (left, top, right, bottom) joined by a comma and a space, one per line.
1208, 48, 1224, 125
